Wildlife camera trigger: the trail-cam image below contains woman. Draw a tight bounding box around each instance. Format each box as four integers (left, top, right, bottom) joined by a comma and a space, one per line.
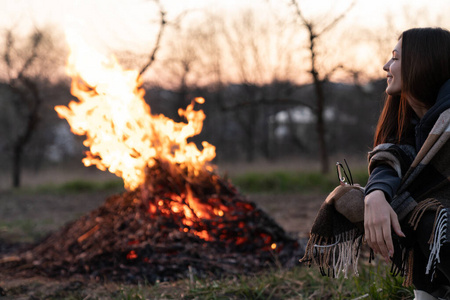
365, 27, 450, 299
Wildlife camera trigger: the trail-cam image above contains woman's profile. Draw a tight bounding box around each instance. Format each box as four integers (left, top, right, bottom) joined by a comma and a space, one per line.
300, 27, 450, 300
365, 27, 450, 299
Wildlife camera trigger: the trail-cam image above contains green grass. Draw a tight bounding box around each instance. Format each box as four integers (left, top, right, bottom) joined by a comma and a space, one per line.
8, 168, 368, 195
0, 219, 48, 242
1, 169, 415, 299
21, 178, 125, 195
232, 168, 369, 194
2, 263, 415, 299
110, 262, 414, 300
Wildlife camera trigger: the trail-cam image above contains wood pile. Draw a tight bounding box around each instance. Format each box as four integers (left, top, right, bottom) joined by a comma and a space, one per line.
0, 162, 301, 283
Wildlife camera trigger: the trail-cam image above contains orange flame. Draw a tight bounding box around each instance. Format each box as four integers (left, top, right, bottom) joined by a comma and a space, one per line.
55, 30, 216, 190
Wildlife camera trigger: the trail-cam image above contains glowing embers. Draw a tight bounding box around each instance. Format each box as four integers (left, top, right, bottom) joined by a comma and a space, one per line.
1, 170, 299, 283
126, 250, 138, 260
53, 30, 281, 252
8, 30, 302, 283
147, 188, 228, 242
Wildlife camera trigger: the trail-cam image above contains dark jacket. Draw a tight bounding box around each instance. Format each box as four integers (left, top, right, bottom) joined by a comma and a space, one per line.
365, 79, 450, 201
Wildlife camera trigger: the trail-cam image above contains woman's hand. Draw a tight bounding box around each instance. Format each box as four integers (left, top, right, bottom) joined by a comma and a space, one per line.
364, 190, 405, 262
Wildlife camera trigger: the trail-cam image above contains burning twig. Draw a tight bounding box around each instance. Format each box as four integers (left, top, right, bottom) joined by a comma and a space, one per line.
77, 224, 100, 243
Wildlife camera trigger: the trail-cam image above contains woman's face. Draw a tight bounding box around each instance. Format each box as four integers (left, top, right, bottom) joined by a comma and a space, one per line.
383, 39, 402, 95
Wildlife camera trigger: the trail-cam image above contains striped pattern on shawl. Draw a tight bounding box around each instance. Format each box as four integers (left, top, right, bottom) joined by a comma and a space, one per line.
300, 108, 450, 286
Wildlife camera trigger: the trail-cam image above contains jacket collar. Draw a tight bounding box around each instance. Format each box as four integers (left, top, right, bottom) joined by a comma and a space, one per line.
415, 79, 450, 150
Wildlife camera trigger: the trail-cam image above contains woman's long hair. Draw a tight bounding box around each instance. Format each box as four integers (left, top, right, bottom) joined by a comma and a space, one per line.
374, 27, 450, 147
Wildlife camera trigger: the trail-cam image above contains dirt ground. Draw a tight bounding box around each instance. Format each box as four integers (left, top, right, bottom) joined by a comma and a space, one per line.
247, 193, 324, 238
0, 165, 326, 299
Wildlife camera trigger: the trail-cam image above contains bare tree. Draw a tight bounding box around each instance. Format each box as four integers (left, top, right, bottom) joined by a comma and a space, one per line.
215, 9, 309, 162
0, 28, 61, 187
290, 0, 355, 174
147, 23, 206, 121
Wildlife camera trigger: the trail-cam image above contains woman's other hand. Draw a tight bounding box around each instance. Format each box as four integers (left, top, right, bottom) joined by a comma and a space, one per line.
364, 190, 405, 262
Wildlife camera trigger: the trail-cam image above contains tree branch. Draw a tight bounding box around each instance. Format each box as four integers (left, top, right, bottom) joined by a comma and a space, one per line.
290, 0, 308, 25
4, 30, 14, 79
323, 64, 343, 82
139, 0, 167, 76
317, 1, 356, 36
291, 0, 355, 36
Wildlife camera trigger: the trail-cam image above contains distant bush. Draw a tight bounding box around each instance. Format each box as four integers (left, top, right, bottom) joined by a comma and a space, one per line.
21, 169, 370, 195
30, 179, 124, 194
232, 169, 369, 194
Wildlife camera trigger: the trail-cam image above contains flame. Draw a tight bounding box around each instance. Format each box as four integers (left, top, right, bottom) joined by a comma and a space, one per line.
53, 31, 279, 250
55, 30, 216, 190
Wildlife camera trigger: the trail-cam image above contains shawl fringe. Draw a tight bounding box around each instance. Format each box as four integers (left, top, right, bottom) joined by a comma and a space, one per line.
300, 229, 363, 279
391, 200, 449, 286
303, 107, 450, 286
426, 208, 447, 278
390, 242, 414, 287
302, 198, 448, 287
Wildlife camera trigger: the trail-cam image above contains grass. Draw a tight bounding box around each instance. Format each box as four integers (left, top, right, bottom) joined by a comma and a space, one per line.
1, 263, 414, 299
0, 168, 415, 299
0, 219, 50, 243
232, 168, 369, 194
96, 263, 414, 299
5, 167, 368, 195
27, 178, 125, 194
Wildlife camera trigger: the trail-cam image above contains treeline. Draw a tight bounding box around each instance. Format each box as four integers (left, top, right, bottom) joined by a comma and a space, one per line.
3, 0, 436, 187
145, 79, 384, 163
0, 77, 385, 173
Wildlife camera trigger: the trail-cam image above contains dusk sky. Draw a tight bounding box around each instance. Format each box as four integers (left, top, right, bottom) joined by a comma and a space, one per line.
1, 0, 449, 84
3, 0, 449, 47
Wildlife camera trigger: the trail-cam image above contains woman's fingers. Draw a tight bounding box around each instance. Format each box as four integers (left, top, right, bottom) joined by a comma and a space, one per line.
364, 227, 377, 253
366, 222, 391, 262
364, 230, 375, 253
380, 225, 393, 261
364, 190, 400, 262
390, 209, 406, 238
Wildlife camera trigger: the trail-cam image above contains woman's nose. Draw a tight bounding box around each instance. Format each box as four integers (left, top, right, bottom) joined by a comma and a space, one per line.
383, 61, 390, 72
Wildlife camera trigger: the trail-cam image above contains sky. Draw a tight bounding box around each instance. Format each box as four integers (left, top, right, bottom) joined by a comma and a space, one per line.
1, 0, 449, 83
3, 0, 449, 47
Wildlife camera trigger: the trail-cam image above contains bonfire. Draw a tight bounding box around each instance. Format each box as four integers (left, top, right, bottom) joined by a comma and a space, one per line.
0, 30, 299, 283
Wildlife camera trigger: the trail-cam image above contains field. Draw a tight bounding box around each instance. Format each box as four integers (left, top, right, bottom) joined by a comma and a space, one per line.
0, 159, 414, 299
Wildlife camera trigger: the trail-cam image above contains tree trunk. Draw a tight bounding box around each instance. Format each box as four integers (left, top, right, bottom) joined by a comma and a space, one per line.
12, 143, 23, 188
311, 78, 330, 173
9, 78, 41, 188
308, 30, 329, 174
291, 0, 353, 174
313, 78, 329, 174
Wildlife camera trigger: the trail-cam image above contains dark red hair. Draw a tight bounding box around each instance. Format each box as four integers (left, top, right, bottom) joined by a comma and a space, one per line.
374, 27, 450, 146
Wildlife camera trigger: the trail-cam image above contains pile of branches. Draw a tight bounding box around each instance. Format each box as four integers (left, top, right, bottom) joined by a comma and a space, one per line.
0, 162, 301, 283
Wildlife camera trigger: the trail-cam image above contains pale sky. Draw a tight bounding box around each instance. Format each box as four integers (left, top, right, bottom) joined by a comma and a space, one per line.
2, 0, 449, 48
1, 0, 449, 84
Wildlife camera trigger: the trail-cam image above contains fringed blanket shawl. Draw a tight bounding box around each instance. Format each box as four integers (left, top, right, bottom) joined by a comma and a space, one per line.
301, 108, 450, 285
